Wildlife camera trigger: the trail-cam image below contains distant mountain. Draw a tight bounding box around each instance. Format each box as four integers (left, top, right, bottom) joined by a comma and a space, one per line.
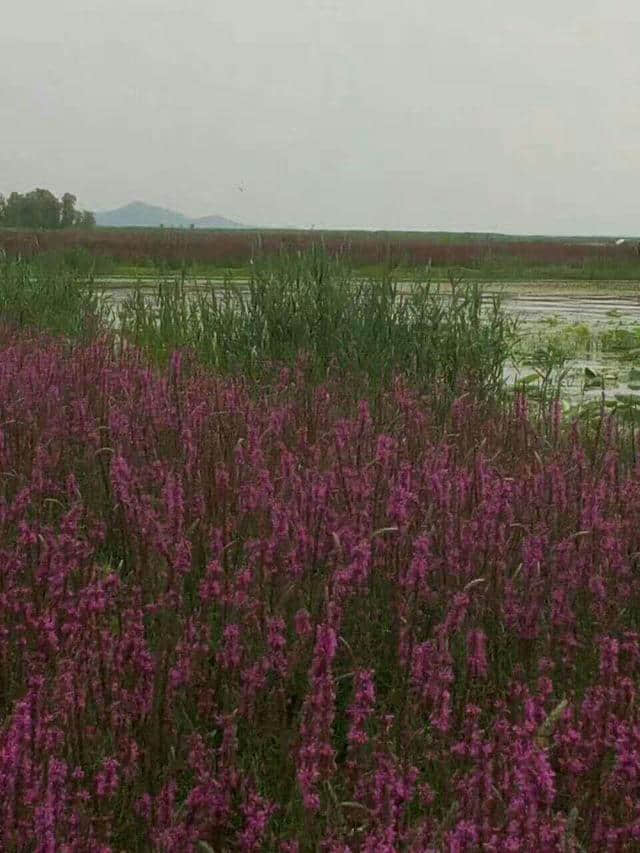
94, 201, 246, 229
192, 213, 247, 229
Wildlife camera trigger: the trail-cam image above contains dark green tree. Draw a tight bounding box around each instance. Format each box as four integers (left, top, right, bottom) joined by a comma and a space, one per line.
22, 189, 62, 229
61, 193, 78, 228
0, 189, 94, 229
4, 192, 28, 227
77, 210, 96, 228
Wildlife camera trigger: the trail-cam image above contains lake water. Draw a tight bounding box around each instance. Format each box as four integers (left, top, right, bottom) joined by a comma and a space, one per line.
496, 287, 640, 403
500, 290, 640, 325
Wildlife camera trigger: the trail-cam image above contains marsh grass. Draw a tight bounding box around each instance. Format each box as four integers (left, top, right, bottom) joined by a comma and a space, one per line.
4, 225, 640, 281
0, 255, 107, 339
116, 247, 518, 400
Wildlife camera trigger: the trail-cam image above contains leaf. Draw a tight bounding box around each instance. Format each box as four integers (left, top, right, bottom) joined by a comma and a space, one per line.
615, 393, 640, 405
371, 526, 399, 539
463, 577, 486, 592
618, 407, 640, 426
518, 373, 540, 385
340, 800, 369, 812
584, 374, 604, 389
535, 698, 568, 749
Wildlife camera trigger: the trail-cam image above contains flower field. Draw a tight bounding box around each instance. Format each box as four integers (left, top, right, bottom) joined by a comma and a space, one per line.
1, 325, 640, 850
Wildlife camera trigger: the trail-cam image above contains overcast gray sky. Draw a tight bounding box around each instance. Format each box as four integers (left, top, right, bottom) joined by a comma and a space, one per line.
2, 0, 639, 234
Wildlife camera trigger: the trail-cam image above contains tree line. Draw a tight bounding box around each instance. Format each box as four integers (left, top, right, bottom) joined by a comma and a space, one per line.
0, 189, 95, 229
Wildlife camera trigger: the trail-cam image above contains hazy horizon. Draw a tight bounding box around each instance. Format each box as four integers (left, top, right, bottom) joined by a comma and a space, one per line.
3, 1, 639, 236
92, 199, 640, 238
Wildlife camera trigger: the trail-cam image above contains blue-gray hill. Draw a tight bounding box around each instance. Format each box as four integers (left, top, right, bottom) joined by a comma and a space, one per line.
95, 201, 246, 229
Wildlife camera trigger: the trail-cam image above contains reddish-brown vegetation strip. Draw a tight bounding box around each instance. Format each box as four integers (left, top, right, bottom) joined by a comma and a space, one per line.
1, 227, 639, 268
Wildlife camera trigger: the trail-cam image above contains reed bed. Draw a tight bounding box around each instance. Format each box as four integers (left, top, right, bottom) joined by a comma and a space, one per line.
2, 227, 640, 279
0, 256, 105, 340
117, 249, 516, 402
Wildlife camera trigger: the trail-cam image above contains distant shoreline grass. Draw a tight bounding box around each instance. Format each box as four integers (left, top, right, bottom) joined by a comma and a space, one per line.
99, 262, 640, 285
2, 226, 640, 283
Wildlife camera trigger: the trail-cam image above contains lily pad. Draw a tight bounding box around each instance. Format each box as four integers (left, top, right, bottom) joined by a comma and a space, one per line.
518, 373, 540, 385
584, 373, 604, 389
615, 393, 640, 405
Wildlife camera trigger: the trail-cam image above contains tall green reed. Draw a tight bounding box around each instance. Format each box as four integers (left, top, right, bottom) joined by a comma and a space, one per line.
0, 253, 106, 339
117, 248, 517, 399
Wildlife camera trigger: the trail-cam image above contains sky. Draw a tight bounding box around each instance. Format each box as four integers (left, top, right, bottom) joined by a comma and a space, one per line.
2, 0, 640, 234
